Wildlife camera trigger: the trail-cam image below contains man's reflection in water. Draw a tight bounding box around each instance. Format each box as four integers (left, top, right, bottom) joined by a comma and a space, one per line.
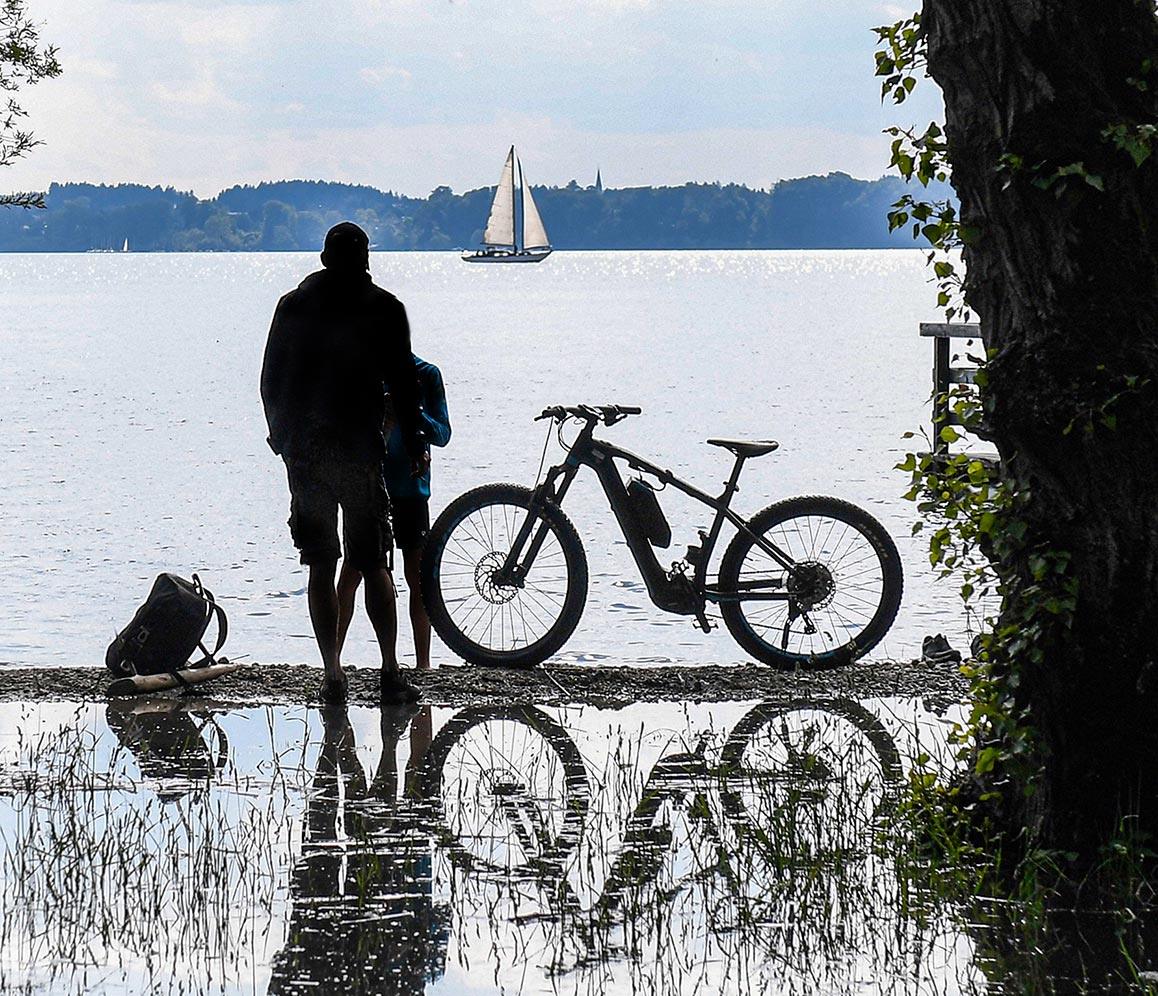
268, 704, 448, 996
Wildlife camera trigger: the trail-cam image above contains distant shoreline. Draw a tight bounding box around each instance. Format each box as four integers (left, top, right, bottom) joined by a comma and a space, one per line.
0, 245, 926, 254
0, 173, 955, 254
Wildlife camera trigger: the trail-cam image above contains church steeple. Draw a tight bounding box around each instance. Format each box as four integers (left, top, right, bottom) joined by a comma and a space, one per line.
595, 168, 603, 193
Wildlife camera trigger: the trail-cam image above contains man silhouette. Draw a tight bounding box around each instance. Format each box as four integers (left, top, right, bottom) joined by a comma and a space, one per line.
261, 222, 424, 704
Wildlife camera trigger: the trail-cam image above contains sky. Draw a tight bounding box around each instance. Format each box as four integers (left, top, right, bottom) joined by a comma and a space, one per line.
6, 0, 942, 198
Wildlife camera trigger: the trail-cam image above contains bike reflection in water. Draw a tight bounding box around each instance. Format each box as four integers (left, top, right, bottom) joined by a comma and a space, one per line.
235, 698, 903, 994
88, 696, 1158, 991
267, 705, 449, 996
409, 698, 904, 987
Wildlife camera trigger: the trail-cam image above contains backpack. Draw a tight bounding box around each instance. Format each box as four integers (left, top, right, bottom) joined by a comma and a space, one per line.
105, 573, 228, 679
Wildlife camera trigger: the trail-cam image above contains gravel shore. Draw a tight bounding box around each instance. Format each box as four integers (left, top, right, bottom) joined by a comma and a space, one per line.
0, 658, 969, 709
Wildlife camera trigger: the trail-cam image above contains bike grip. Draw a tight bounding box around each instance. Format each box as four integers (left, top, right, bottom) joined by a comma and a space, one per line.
620, 405, 642, 414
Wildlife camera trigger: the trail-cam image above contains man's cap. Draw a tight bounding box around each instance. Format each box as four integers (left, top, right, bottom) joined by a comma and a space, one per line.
321, 221, 370, 271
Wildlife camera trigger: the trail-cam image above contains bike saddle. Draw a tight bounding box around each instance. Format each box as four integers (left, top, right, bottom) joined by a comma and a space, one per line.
706, 438, 780, 458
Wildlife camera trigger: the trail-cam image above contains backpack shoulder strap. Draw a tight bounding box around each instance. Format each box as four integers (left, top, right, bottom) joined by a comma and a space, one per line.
189, 580, 228, 669
191, 602, 228, 667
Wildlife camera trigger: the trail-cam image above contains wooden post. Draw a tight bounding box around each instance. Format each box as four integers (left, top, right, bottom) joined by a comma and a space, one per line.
933, 336, 950, 455
920, 322, 981, 457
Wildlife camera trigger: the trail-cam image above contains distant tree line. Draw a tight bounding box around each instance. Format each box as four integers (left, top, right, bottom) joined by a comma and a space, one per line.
0, 173, 951, 252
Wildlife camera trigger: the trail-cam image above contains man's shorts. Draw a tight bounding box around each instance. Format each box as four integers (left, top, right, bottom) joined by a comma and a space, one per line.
285, 458, 393, 571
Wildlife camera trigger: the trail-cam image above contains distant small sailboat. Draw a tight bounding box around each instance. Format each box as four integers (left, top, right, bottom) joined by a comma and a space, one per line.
121, 237, 129, 252
462, 146, 552, 263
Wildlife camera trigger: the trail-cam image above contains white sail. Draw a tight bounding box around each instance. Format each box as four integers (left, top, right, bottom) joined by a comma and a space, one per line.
519, 158, 550, 250
482, 146, 517, 247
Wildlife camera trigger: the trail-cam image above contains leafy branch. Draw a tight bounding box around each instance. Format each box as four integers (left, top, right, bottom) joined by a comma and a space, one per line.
0, 0, 61, 209
873, 16, 971, 322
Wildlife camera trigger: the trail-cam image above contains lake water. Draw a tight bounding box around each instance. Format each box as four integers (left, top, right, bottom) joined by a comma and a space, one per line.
0, 695, 987, 995
0, 250, 980, 669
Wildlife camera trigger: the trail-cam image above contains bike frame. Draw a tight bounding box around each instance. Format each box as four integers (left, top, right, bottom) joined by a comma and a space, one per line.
497, 417, 799, 625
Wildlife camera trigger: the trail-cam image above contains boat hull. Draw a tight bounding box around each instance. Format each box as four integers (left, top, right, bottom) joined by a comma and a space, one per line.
461, 248, 553, 264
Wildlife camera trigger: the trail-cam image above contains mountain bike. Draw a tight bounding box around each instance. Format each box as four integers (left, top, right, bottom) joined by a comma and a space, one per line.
421, 404, 903, 668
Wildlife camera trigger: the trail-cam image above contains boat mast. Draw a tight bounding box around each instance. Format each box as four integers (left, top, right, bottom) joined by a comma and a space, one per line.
512, 147, 522, 253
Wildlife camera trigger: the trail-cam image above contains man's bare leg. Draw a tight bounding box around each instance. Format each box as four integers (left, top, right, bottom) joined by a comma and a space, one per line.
363, 566, 400, 671
336, 561, 362, 656
402, 547, 431, 670
308, 560, 345, 699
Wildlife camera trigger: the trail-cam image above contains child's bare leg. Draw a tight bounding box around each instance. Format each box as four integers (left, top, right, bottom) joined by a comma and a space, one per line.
336, 560, 362, 656
403, 547, 431, 669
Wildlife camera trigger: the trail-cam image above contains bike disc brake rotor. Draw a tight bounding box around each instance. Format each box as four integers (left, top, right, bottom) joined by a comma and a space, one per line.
474, 551, 519, 605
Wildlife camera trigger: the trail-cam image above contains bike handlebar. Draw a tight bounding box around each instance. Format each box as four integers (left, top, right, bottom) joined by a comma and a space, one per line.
536, 404, 642, 426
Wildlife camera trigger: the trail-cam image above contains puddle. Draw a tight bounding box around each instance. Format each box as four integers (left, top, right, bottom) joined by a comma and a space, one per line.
0, 696, 1132, 994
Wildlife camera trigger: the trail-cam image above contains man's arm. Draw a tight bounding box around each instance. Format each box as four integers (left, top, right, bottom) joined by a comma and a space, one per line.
260, 296, 291, 454
420, 367, 452, 448
382, 299, 423, 463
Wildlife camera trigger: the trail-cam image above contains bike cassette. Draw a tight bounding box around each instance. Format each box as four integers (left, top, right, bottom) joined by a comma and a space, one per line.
786, 560, 836, 612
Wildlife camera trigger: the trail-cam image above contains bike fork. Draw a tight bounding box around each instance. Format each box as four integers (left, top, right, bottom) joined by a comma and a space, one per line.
496, 465, 579, 587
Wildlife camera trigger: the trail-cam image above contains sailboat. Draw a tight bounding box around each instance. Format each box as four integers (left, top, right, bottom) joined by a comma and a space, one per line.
462, 146, 552, 263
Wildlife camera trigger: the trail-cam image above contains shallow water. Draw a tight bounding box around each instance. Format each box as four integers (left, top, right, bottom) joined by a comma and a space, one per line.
0, 250, 984, 668
0, 694, 999, 995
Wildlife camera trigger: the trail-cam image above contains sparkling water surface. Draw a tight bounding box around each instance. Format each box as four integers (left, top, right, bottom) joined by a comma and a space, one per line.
0, 696, 978, 996
0, 250, 975, 668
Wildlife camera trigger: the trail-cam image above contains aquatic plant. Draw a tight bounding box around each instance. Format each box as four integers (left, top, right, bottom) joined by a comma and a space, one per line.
0, 707, 299, 995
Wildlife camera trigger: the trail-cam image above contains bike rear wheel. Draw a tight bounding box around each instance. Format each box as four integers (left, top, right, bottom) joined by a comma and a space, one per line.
718, 496, 903, 668
422, 483, 588, 667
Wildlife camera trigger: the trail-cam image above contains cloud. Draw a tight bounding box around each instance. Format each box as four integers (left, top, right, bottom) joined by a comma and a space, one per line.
4, 0, 944, 196
6, 105, 898, 199
68, 57, 120, 80
875, 3, 912, 19
359, 63, 413, 88
170, 6, 278, 50
151, 74, 233, 109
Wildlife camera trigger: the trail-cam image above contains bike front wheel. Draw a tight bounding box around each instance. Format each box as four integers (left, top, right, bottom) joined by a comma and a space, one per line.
422, 483, 588, 667
718, 496, 903, 668
410, 705, 590, 875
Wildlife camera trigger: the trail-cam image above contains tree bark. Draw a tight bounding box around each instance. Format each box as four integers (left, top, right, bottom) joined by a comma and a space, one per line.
923, 0, 1158, 851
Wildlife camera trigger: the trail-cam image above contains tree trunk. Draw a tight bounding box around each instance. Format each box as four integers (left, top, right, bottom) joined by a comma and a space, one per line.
923, 0, 1158, 852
